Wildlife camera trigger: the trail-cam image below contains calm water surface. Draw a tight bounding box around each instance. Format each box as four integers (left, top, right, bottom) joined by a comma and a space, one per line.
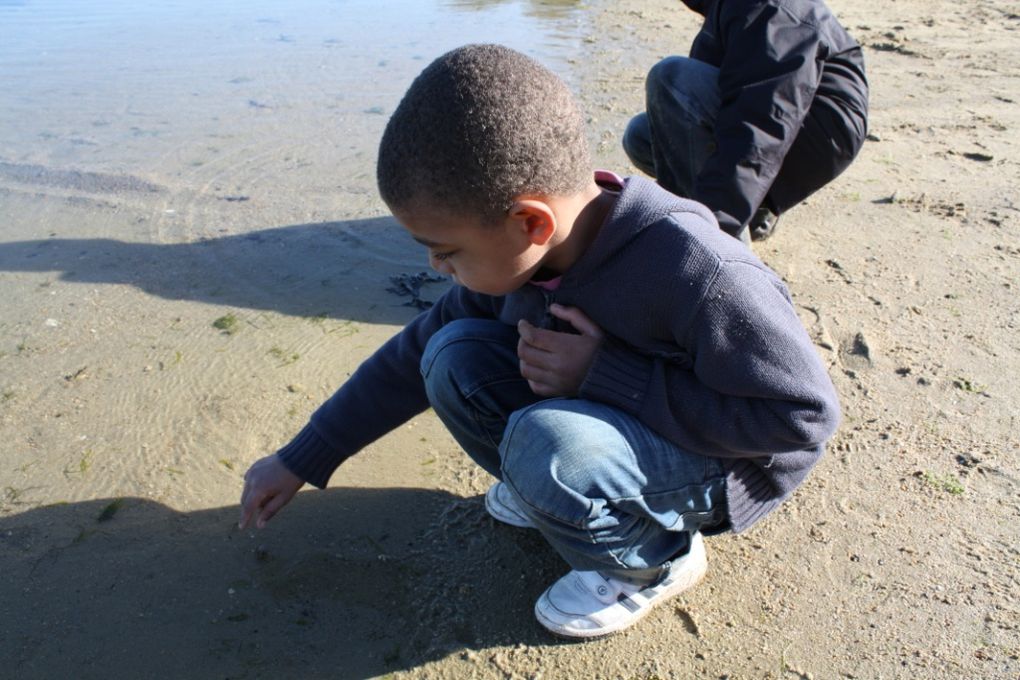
0, 0, 590, 210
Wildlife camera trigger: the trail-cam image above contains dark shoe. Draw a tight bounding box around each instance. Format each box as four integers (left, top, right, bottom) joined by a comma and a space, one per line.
749, 206, 780, 241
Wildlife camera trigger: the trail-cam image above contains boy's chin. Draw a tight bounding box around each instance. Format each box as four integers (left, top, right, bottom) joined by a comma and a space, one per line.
460, 280, 518, 297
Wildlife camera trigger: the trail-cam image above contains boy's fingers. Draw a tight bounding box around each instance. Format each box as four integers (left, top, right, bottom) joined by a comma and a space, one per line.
239, 502, 255, 529
257, 492, 289, 529
517, 319, 535, 342
519, 358, 543, 382
518, 319, 559, 352
239, 471, 256, 526
519, 344, 563, 376
517, 340, 543, 367
518, 336, 554, 368
520, 360, 562, 395
239, 488, 264, 529
549, 304, 603, 338
520, 326, 559, 353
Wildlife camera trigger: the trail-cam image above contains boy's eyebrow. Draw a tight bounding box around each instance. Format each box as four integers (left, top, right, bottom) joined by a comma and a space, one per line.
411, 236, 445, 248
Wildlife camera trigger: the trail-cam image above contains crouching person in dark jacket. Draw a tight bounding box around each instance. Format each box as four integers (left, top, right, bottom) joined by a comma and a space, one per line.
623, 0, 869, 242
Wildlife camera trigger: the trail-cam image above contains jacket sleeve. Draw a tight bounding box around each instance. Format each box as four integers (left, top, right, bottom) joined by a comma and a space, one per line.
693, 3, 826, 235
276, 286, 499, 487
580, 257, 840, 458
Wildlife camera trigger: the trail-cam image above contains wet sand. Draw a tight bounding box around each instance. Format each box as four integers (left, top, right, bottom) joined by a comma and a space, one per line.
2, 0, 1019, 678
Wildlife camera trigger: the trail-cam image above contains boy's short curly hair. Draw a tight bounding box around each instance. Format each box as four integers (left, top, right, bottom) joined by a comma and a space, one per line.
377, 44, 592, 224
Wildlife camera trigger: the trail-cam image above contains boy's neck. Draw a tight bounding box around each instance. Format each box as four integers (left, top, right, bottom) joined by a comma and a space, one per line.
540, 180, 617, 276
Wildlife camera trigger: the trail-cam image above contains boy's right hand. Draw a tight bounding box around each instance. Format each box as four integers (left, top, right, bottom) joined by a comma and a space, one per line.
238, 454, 304, 530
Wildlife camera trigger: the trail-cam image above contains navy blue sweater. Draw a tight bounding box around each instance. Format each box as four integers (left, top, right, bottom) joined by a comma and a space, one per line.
278, 176, 840, 533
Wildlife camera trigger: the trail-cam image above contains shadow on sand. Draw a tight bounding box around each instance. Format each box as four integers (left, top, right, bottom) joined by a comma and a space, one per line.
0, 217, 450, 324
0, 487, 569, 679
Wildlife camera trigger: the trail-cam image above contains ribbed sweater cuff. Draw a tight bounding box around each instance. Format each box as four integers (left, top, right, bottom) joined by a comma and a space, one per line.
723, 459, 783, 534
580, 341, 653, 416
276, 422, 345, 489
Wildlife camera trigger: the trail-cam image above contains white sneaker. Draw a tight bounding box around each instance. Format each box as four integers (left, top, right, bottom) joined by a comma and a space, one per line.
534, 533, 707, 638
484, 481, 535, 529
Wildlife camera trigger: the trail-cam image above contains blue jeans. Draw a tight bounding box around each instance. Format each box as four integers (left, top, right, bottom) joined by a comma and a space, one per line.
420, 319, 728, 580
623, 56, 721, 208
624, 55, 864, 240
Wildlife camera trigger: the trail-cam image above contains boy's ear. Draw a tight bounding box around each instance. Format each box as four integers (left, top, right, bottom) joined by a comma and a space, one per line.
507, 199, 556, 246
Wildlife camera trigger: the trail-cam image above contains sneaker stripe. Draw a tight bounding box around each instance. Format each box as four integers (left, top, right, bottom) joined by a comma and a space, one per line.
617, 594, 642, 613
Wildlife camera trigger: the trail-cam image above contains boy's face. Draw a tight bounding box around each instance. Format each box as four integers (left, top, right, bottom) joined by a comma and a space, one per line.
393, 203, 548, 297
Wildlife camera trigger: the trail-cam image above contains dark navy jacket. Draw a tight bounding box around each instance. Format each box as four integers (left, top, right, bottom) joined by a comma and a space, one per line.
681, 0, 869, 235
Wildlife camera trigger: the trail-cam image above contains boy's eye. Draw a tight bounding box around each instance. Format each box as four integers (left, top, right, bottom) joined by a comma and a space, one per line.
431, 250, 455, 262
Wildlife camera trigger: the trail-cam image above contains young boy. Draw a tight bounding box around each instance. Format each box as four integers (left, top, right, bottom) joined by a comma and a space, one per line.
239, 44, 840, 638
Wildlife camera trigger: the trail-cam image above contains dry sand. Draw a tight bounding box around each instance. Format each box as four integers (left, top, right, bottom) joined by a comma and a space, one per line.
1, 0, 1018, 678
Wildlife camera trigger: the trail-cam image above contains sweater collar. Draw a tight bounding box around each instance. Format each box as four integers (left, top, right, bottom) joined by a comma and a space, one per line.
558, 175, 698, 285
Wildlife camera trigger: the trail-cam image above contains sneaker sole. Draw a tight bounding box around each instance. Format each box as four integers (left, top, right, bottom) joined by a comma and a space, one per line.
534, 543, 708, 639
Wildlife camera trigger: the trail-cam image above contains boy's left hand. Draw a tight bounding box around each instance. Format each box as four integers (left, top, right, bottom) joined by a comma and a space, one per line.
518, 303, 604, 397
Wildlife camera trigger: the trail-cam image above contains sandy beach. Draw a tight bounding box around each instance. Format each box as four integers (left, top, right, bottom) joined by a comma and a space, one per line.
1, 0, 1018, 678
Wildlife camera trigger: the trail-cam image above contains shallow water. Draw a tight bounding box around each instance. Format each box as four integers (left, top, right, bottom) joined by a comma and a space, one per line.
0, 0, 596, 510
0, 0, 589, 214
0, 0, 594, 314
